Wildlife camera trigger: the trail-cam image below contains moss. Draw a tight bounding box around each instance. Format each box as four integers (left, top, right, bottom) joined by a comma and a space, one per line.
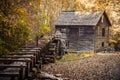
56, 52, 95, 63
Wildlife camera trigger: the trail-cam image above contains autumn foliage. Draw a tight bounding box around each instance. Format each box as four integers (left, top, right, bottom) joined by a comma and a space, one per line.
0, 0, 120, 55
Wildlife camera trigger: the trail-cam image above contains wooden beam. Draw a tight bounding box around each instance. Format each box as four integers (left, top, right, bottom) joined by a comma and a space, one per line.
2, 55, 35, 59
10, 52, 38, 63
0, 58, 31, 62
0, 64, 26, 80
1, 55, 35, 67
0, 58, 31, 76
0, 64, 26, 68
0, 72, 19, 77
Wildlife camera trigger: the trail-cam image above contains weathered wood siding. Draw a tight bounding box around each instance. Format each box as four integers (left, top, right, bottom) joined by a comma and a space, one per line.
56, 26, 94, 52
68, 27, 94, 52
94, 15, 109, 52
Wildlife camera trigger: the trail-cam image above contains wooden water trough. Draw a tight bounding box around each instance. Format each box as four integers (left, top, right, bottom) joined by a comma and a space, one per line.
0, 40, 55, 80
0, 47, 42, 80
0, 63, 27, 80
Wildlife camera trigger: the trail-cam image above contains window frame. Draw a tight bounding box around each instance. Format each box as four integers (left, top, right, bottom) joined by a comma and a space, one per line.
102, 28, 105, 37
101, 42, 104, 47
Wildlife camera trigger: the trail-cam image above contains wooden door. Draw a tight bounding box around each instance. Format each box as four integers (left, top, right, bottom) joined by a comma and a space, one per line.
68, 28, 79, 41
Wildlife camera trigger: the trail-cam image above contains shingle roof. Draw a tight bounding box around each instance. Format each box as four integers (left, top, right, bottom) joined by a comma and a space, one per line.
54, 11, 105, 26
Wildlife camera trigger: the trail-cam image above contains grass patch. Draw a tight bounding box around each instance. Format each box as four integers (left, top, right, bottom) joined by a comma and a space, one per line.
56, 52, 95, 62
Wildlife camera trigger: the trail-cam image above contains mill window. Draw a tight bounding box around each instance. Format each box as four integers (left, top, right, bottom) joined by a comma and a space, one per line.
101, 42, 104, 47
102, 28, 105, 37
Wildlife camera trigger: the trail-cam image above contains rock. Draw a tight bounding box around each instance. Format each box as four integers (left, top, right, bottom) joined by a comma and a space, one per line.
39, 71, 63, 80
55, 74, 62, 77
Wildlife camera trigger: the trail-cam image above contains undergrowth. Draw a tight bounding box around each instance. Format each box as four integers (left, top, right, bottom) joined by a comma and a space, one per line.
56, 52, 95, 62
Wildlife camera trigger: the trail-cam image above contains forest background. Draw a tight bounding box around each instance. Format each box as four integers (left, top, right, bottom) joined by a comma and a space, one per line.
0, 0, 120, 55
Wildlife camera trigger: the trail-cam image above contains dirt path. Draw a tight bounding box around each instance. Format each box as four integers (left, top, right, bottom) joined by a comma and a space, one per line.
41, 53, 120, 80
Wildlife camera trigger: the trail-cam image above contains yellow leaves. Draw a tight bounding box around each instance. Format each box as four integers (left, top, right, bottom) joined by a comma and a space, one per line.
82, 52, 95, 57
21, 20, 24, 23
57, 52, 95, 62
19, 19, 26, 25
13, 6, 27, 15
37, 23, 51, 36
27, 35, 33, 42
109, 39, 117, 44
29, 2, 32, 6
118, 38, 120, 41
7, 30, 11, 36
17, 8, 27, 15
17, 0, 21, 3
29, 0, 41, 10
44, 26, 51, 32
3, 17, 9, 22
29, 1, 33, 6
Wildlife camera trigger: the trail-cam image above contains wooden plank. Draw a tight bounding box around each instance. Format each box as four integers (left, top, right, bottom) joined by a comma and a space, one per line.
0, 72, 19, 77
20, 48, 41, 50
0, 58, 31, 76
14, 51, 38, 53
10, 52, 38, 63
1, 55, 35, 67
0, 64, 26, 68
0, 58, 31, 62
17, 49, 40, 52
9, 53, 37, 65
0, 64, 26, 80
11, 51, 37, 55
18, 50, 39, 60
2, 55, 35, 59
0, 68, 20, 80
19, 47, 41, 51
19, 50, 41, 60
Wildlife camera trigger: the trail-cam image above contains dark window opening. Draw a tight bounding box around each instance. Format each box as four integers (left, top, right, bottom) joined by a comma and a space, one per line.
69, 28, 79, 40
83, 27, 94, 35
61, 28, 66, 33
102, 28, 105, 37
101, 42, 104, 47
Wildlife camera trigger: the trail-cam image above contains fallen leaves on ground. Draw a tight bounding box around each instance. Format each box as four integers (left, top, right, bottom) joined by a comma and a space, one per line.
42, 53, 120, 80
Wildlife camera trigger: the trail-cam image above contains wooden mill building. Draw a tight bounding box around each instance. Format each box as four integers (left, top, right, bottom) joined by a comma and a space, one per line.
54, 11, 111, 52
